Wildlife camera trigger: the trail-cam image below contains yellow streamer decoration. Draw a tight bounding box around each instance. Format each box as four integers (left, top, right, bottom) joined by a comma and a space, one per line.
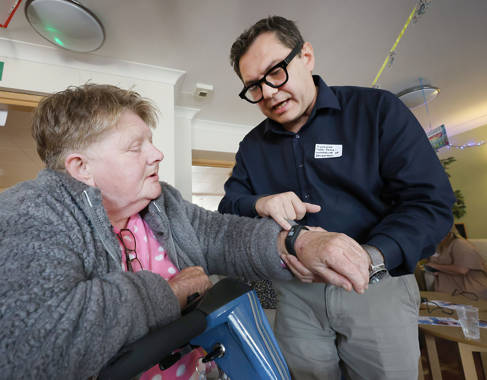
371, 5, 418, 87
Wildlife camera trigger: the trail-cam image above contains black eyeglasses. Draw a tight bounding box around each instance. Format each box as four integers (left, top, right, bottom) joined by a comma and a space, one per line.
421, 298, 455, 316
239, 43, 303, 104
117, 229, 143, 272
452, 288, 479, 301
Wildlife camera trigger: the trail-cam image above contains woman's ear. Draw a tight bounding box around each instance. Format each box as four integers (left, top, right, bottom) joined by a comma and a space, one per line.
65, 153, 94, 186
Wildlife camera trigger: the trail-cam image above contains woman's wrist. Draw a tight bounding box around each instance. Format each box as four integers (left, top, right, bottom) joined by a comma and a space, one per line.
278, 230, 289, 255
278, 227, 311, 257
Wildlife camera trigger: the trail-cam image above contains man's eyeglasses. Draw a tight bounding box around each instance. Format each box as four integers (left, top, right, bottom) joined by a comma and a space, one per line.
117, 229, 143, 272
239, 43, 303, 104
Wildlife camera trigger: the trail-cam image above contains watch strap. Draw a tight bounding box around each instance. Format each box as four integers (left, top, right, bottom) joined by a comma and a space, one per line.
362, 244, 388, 284
285, 224, 309, 257
362, 244, 384, 267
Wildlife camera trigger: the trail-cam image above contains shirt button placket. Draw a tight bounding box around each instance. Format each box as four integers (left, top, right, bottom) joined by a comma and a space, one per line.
294, 135, 304, 169
293, 133, 307, 201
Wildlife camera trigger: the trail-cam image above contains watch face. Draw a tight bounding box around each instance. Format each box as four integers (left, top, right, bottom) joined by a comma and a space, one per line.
369, 269, 388, 284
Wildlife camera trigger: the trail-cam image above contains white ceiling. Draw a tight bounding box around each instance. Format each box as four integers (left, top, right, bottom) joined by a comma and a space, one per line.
1, 0, 487, 191
2, 0, 487, 134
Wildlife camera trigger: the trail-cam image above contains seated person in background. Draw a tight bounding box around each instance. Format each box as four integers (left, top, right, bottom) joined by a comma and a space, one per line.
427, 226, 487, 300
0, 84, 370, 379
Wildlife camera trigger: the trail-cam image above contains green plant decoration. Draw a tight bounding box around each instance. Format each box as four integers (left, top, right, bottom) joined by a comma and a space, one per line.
440, 157, 467, 219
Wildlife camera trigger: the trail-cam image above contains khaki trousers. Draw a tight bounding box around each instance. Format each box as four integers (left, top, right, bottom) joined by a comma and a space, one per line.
273, 274, 420, 380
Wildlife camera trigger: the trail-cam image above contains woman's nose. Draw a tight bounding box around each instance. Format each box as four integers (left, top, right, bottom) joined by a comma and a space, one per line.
150, 144, 164, 163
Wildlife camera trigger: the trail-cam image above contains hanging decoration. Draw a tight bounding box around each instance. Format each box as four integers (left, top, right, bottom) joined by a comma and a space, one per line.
444, 141, 485, 150
412, 0, 432, 23
370, 0, 484, 151
427, 125, 449, 150
428, 125, 485, 151
418, 78, 485, 151
0, 0, 22, 28
371, 1, 428, 87
423, 77, 485, 151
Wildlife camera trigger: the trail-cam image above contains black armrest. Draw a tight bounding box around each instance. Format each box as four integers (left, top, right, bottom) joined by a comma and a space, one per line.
196, 277, 250, 315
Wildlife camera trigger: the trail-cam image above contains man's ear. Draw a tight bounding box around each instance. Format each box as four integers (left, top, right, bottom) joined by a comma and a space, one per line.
65, 153, 94, 186
301, 41, 315, 72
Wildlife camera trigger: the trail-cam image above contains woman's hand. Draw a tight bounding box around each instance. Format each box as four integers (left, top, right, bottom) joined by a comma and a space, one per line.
167, 266, 213, 309
280, 254, 317, 283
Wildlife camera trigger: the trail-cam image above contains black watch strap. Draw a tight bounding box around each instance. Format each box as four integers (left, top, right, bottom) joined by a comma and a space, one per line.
285, 224, 309, 257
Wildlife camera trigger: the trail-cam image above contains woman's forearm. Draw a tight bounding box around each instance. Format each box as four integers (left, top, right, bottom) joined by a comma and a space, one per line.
427, 262, 469, 275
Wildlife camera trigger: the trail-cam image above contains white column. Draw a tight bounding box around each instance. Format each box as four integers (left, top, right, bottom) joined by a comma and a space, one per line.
175, 106, 200, 201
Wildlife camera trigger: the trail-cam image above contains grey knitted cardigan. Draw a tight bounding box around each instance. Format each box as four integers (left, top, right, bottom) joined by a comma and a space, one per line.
0, 169, 292, 379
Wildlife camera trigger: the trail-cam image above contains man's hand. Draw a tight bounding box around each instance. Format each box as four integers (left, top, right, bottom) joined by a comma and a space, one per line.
255, 192, 321, 230
279, 229, 370, 293
167, 266, 213, 309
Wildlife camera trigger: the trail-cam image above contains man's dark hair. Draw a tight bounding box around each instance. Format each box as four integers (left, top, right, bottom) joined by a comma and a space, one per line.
230, 16, 305, 79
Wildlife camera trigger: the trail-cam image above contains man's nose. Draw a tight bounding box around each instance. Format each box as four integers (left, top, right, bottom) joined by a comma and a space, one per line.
261, 83, 278, 99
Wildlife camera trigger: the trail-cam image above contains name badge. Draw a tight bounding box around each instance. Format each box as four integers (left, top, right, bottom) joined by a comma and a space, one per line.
314, 144, 342, 159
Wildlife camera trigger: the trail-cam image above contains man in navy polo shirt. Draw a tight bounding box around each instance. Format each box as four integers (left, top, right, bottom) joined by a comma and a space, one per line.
219, 15, 455, 380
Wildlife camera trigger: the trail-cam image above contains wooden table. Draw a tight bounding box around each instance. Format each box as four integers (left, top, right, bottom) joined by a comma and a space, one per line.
419, 291, 487, 380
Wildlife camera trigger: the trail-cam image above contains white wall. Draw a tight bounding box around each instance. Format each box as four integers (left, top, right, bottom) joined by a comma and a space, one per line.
0, 38, 184, 185
437, 124, 487, 238
172, 110, 252, 202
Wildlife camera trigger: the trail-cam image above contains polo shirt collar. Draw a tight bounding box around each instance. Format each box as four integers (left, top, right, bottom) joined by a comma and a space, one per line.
264, 75, 341, 135
313, 75, 341, 112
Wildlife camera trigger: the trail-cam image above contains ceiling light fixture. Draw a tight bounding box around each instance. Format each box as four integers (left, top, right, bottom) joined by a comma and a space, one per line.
24, 0, 105, 53
397, 84, 439, 109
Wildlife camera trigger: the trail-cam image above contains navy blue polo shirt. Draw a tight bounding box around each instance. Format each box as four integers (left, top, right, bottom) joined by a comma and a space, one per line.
219, 76, 455, 275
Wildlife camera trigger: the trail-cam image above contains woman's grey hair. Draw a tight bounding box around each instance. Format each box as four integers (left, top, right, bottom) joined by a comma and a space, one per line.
32, 84, 159, 170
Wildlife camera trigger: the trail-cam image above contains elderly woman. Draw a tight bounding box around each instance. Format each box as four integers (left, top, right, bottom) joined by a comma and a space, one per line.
0, 84, 299, 379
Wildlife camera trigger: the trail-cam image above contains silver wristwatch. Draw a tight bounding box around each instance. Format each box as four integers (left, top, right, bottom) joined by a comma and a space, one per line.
362, 245, 388, 284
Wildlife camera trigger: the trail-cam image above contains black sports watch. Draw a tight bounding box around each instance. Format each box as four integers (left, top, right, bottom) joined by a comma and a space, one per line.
362, 244, 388, 284
285, 224, 309, 257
